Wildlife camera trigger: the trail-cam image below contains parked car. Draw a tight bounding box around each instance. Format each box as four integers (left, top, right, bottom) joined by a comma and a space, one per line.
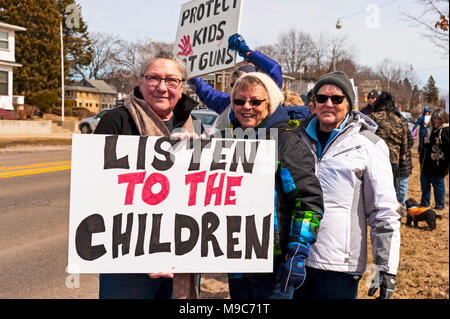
79, 108, 112, 134
191, 109, 219, 135
400, 111, 414, 131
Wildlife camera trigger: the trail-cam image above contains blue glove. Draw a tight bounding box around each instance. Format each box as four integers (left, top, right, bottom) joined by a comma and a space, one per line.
276, 242, 308, 293
187, 77, 201, 90
228, 33, 251, 60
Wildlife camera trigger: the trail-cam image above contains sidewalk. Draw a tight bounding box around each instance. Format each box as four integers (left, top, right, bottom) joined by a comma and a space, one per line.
0, 131, 75, 153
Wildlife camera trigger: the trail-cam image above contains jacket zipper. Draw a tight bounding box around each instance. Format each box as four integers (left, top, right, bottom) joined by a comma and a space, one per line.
318, 125, 354, 162
332, 145, 362, 158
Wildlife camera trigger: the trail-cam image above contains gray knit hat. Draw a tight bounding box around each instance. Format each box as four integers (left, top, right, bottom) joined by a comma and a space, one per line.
313, 71, 355, 110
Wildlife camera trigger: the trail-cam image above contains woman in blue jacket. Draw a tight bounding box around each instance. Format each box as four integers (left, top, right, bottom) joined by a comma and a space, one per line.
188, 34, 309, 130
413, 108, 431, 153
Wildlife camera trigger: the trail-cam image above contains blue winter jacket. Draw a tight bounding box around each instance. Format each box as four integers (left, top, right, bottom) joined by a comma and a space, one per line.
188, 51, 283, 117
413, 108, 431, 137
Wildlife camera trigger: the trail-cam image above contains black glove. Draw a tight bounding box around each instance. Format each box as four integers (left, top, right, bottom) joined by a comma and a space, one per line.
368, 271, 396, 299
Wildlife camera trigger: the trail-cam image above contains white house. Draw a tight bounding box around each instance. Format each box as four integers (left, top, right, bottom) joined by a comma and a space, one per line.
0, 21, 26, 114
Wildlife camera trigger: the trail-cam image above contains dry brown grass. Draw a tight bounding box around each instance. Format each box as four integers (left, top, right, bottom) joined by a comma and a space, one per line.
359, 148, 449, 299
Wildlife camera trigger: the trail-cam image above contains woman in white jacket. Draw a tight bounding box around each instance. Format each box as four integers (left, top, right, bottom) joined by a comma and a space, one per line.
293, 71, 401, 299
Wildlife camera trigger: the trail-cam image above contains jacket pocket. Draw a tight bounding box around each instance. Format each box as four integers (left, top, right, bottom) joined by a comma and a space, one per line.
332, 145, 361, 158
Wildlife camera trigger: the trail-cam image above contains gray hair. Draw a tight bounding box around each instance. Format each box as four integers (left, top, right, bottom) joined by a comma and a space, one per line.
431, 108, 449, 125
139, 51, 187, 80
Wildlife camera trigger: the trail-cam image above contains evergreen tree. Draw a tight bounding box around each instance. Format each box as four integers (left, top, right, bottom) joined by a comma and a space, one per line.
57, 0, 93, 81
0, 0, 93, 111
423, 75, 439, 105
0, 0, 61, 101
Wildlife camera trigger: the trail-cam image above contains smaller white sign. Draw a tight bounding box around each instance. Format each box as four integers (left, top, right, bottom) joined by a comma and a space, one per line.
173, 0, 244, 78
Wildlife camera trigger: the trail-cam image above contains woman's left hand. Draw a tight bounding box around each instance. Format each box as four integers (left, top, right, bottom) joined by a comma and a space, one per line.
171, 132, 207, 140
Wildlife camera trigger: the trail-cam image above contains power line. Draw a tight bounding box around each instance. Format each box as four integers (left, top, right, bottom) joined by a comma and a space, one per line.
340, 0, 400, 19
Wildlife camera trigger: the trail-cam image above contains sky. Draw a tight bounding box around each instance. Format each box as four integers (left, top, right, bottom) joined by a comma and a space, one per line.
76, 0, 449, 96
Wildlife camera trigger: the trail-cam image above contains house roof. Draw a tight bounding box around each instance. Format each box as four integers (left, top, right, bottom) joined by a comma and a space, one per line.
65, 85, 98, 93
0, 21, 26, 32
65, 79, 118, 94
84, 79, 118, 94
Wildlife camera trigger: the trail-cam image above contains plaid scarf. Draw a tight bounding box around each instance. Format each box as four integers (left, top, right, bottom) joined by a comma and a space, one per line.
125, 88, 198, 298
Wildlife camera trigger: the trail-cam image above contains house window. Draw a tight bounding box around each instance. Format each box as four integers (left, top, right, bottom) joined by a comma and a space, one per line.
0, 71, 8, 95
0, 31, 8, 50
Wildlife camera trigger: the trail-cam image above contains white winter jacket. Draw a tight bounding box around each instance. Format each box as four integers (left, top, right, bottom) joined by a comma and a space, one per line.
295, 111, 401, 275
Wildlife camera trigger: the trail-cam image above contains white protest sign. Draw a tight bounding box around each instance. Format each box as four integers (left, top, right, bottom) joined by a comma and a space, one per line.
68, 134, 275, 274
173, 0, 244, 78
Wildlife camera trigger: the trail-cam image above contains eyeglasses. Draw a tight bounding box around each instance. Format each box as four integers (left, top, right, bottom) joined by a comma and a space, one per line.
368, 96, 376, 100
233, 99, 267, 107
315, 94, 346, 104
143, 75, 184, 89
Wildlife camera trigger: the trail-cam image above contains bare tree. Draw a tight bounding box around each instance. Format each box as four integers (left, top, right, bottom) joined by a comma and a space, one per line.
85, 31, 119, 80
327, 34, 356, 73
376, 58, 409, 91
310, 32, 328, 76
276, 27, 313, 73
400, 0, 449, 56
254, 44, 279, 61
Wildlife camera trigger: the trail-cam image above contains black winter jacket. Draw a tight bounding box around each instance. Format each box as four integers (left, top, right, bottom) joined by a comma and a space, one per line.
222, 106, 324, 273
420, 125, 449, 177
94, 87, 200, 135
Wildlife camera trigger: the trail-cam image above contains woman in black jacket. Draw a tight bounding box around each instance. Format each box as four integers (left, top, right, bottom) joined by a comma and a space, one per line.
419, 108, 449, 210
94, 51, 202, 299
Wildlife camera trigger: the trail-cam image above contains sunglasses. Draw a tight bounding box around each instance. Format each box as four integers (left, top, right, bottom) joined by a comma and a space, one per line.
233, 99, 266, 106
368, 96, 376, 99
315, 94, 346, 104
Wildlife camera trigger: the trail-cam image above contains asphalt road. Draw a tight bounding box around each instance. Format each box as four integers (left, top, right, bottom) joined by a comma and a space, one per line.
0, 147, 98, 299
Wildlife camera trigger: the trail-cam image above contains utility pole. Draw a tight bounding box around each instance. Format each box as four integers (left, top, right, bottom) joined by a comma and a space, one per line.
60, 21, 64, 122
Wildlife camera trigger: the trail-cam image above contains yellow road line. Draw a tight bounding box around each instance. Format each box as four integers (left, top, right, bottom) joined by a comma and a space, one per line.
0, 161, 71, 171
0, 165, 71, 179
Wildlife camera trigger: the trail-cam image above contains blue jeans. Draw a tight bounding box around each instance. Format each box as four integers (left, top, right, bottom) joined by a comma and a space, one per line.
228, 274, 294, 299
396, 176, 410, 207
420, 172, 446, 209
293, 267, 361, 299
99, 274, 173, 299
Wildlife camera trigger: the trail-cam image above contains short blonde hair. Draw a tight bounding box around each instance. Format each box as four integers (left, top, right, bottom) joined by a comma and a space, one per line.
231, 72, 284, 115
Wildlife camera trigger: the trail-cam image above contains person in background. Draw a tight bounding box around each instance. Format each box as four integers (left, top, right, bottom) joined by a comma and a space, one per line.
369, 92, 408, 197
413, 108, 432, 153
222, 71, 324, 299
94, 51, 202, 299
397, 114, 415, 209
306, 89, 315, 114
419, 108, 449, 211
284, 90, 304, 106
360, 89, 379, 115
293, 71, 400, 299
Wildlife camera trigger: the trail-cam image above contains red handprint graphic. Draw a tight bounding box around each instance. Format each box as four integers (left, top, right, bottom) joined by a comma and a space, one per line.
177, 35, 193, 56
